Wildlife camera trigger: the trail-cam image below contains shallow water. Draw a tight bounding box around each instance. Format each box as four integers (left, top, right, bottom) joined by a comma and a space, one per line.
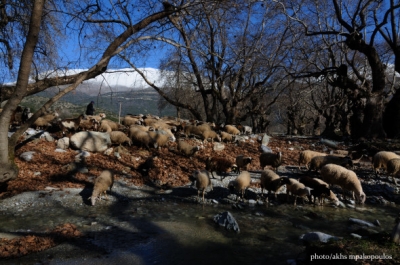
0, 191, 398, 265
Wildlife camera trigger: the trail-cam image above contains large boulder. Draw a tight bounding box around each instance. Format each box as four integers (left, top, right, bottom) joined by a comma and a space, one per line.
70, 131, 111, 152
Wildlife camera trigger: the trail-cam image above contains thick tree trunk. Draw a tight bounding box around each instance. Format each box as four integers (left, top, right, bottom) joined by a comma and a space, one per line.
383, 87, 400, 138
363, 95, 387, 138
0, 0, 44, 184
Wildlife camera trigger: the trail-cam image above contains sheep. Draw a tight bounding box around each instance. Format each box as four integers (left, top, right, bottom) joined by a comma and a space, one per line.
372, 151, 400, 176
21, 107, 32, 124
205, 156, 235, 179
298, 150, 327, 169
228, 171, 251, 200
148, 130, 175, 148
121, 115, 143, 126
299, 176, 338, 206
220, 131, 235, 142
224, 125, 240, 135
129, 125, 154, 132
202, 129, 221, 143
78, 118, 99, 131
177, 139, 201, 157
60, 114, 84, 135
259, 152, 282, 172
309, 155, 353, 172
243, 125, 252, 135
33, 110, 59, 130
129, 129, 156, 150
85, 113, 106, 123
234, 155, 252, 174
320, 164, 366, 204
259, 169, 291, 201
184, 124, 204, 138
286, 180, 312, 206
89, 170, 114, 206
386, 158, 400, 185
191, 170, 213, 202
99, 119, 125, 132
108, 131, 132, 146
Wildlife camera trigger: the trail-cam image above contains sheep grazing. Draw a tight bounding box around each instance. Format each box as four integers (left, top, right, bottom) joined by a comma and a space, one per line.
89, 170, 114, 206
220, 131, 235, 143
149, 130, 175, 149
60, 114, 84, 135
372, 151, 400, 176
122, 115, 143, 126
234, 155, 252, 174
259, 152, 282, 172
224, 125, 240, 135
286, 179, 312, 206
85, 113, 106, 123
191, 170, 213, 202
129, 129, 156, 150
177, 139, 201, 157
299, 176, 338, 206
202, 129, 221, 143
78, 118, 99, 131
259, 169, 291, 201
320, 164, 366, 204
298, 150, 327, 169
33, 110, 59, 130
205, 156, 234, 179
386, 158, 400, 185
228, 171, 251, 200
108, 131, 132, 146
309, 155, 353, 172
99, 119, 125, 132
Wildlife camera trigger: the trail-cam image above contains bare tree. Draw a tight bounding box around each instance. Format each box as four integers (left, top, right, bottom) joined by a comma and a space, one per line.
277, 0, 400, 139
0, 1, 185, 184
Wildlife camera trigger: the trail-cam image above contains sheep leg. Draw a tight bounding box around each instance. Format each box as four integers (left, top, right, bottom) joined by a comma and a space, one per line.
202, 189, 206, 202
293, 196, 297, 206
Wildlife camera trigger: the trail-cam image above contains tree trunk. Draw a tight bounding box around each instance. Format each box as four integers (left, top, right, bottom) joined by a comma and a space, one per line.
0, 0, 44, 184
383, 87, 400, 138
363, 94, 387, 138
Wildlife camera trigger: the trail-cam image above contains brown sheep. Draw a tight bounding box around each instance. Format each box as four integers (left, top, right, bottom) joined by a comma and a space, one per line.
373, 151, 400, 176
89, 170, 114, 206
260, 169, 291, 201
228, 171, 251, 200
286, 179, 312, 206
202, 129, 221, 143
33, 110, 60, 130
220, 131, 236, 143
259, 152, 282, 172
108, 131, 132, 146
309, 155, 353, 172
234, 155, 252, 174
224, 125, 240, 135
298, 150, 327, 169
205, 156, 235, 179
60, 114, 84, 135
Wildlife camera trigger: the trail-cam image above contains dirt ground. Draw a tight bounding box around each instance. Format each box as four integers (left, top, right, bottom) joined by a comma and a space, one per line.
0, 133, 396, 261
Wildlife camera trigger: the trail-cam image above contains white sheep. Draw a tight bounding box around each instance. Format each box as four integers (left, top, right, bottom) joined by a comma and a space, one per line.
234, 155, 252, 174
298, 150, 327, 169
202, 129, 221, 143
259, 152, 282, 172
309, 155, 353, 172
122, 115, 143, 126
99, 119, 125, 132
85, 113, 106, 123
129, 129, 156, 150
220, 131, 235, 142
243, 125, 252, 135
89, 170, 114, 206
108, 131, 132, 146
320, 164, 366, 204
386, 158, 400, 184
286, 179, 312, 206
372, 151, 400, 176
191, 170, 213, 202
148, 130, 175, 148
259, 169, 291, 201
33, 111, 60, 130
228, 171, 251, 200
224, 125, 240, 135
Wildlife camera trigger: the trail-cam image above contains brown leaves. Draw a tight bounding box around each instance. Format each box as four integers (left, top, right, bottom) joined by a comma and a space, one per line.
0, 223, 81, 259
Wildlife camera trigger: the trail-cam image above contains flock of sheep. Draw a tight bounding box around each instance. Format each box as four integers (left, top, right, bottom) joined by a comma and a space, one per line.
7, 107, 400, 207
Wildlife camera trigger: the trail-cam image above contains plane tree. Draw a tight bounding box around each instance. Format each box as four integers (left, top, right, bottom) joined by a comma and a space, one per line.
0, 0, 186, 184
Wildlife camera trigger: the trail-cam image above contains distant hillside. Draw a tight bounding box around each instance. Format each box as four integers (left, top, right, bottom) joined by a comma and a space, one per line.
26, 88, 176, 120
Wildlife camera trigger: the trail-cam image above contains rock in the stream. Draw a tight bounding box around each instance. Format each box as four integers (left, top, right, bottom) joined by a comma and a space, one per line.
214, 211, 240, 233
348, 218, 376, 227
299, 231, 342, 243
